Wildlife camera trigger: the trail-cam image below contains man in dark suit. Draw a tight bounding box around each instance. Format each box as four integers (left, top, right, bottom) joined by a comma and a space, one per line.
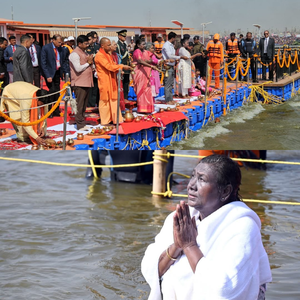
116, 30, 130, 100
13, 35, 33, 83
0, 37, 8, 123
28, 34, 42, 88
259, 30, 275, 81
0, 37, 8, 85
40, 34, 69, 117
4, 36, 19, 83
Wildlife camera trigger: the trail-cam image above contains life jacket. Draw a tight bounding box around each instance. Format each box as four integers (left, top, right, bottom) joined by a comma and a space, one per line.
63, 44, 73, 54
241, 39, 256, 54
206, 40, 222, 59
226, 38, 239, 55
29, 92, 45, 145
154, 41, 165, 54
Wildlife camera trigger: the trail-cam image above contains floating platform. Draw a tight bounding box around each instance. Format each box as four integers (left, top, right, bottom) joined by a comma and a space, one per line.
0, 72, 299, 150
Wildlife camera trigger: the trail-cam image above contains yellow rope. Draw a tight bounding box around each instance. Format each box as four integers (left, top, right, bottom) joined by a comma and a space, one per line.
88, 150, 99, 179
153, 152, 300, 166
0, 82, 69, 126
152, 171, 300, 205
151, 191, 300, 205
0, 156, 155, 168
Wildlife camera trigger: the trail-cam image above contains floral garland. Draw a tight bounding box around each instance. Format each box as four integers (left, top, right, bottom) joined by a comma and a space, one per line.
140, 114, 166, 140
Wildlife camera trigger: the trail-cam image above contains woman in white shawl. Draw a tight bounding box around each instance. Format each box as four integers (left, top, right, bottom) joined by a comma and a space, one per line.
175, 38, 201, 98
141, 154, 272, 300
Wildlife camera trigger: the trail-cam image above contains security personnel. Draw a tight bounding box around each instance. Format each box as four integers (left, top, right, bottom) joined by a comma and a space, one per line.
116, 29, 130, 100
240, 32, 257, 82
154, 34, 165, 59
192, 35, 204, 71
226, 32, 240, 81
206, 33, 224, 89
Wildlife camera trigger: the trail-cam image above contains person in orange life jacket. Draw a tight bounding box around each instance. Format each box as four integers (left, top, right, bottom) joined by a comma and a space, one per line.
69, 35, 94, 130
240, 32, 258, 83
154, 34, 165, 59
206, 33, 224, 89
63, 36, 75, 58
226, 32, 240, 82
0, 81, 49, 145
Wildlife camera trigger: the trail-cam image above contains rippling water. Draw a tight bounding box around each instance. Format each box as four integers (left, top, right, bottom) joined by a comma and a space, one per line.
0, 150, 300, 299
171, 95, 300, 150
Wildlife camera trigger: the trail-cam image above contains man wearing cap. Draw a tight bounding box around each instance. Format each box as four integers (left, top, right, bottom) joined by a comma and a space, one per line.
192, 36, 204, 71
116, 30, 130, 101
63, 36, 75, 56
0, 81, 49, 145
95, 38, 132, 125
226, 32, 240, 82
206, 33, 224, 89
154, 34, 165, 59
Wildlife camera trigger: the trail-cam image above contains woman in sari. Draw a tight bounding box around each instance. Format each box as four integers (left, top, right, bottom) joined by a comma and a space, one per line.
145, 43, 161, 100
175, 38, 201, 98
132, 40, 158, 114
110, 40, 125, 111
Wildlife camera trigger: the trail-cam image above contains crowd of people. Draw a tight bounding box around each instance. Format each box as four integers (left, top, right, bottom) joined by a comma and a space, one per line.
0, 28, 283, 145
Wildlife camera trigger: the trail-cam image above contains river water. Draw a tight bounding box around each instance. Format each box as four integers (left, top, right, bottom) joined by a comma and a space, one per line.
0, 150, 300, 299
171, 95, 300, 150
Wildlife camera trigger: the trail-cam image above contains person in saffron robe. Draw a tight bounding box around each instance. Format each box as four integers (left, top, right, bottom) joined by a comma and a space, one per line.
110, 40, 125, 112
132, 40, 159, 114
95, 38, 132, 125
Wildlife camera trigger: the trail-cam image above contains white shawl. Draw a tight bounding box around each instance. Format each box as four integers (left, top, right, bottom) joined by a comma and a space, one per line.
141, 201, 272, 300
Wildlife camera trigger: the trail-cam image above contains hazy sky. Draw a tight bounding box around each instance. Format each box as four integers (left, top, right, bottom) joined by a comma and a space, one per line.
2, 0, 300, 34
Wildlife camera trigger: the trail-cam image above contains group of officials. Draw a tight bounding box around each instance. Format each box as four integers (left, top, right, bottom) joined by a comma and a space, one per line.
0, 30, 133, 145
0, 28, 275, 145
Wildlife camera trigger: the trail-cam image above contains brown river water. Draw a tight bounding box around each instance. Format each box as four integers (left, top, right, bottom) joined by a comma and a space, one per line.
0, 150, 300, 299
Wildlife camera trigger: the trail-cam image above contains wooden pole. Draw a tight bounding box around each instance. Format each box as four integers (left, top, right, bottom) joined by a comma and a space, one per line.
152, 150, 167, 198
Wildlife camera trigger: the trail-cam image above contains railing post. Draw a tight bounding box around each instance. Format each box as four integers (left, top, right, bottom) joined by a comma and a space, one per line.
152, 150, 167, 198
63, 73, 70, 150
116, 69, 122, 143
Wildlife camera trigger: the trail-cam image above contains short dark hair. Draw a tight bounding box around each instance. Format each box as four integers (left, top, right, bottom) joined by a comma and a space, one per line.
53, 34, 62, 40
87, 32, 94, 39
77, 35, 88, 44
168, 32, 177, 40
20, 34, 31, 44
198, 154, 242, 202
36, 89, 49, 104
0, 37, 8, 44
246, 32, 252, 36
9, 36, 16, 41
90, 31, 98, 37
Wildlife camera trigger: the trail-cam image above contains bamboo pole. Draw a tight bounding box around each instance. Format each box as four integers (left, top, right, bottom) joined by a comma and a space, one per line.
152, 150, 167, 198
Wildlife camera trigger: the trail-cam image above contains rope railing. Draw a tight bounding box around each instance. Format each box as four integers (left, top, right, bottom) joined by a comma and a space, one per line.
0, 151, 299, 206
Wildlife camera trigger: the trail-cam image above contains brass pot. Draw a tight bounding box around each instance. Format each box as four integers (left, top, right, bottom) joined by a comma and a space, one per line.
124, 110, 134, 122
38, 145, 45, 150
77, 133, 84, 140
67, 138, 74, 146
31, 145, 39, 150
159, 108, 164, 113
